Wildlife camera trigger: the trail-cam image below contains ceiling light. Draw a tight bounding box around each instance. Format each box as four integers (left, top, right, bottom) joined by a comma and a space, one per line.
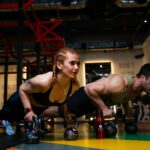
122, 0, 136, 3
144, 19, 147, 23
99, 65, 103, 68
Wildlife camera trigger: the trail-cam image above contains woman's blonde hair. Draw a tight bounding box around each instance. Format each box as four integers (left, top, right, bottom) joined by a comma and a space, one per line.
52, 47, 79, 84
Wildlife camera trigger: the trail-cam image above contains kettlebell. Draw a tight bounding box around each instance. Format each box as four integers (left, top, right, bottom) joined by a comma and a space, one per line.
125, 122, 137, 134
64, 119, 79, 140
64, 127, 78, 140
25, 116, 40, 144
103, 122, 117, 137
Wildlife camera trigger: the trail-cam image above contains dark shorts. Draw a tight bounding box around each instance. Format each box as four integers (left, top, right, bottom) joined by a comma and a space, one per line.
59, 87, 96, 118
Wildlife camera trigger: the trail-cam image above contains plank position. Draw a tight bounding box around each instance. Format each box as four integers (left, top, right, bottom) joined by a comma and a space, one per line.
57, 63, 150, 119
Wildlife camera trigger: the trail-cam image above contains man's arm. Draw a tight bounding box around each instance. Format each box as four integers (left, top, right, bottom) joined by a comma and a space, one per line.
84, 81, 112, 116
84, 75, 126, 116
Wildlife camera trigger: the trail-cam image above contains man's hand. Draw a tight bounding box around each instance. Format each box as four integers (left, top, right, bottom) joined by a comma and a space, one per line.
102, 107, 113, 117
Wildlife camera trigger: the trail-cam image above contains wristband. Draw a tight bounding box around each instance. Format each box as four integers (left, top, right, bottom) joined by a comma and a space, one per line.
25, 108, 33, 114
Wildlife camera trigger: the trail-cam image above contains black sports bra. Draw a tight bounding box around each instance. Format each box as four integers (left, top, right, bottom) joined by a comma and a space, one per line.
31, 80, 72, 107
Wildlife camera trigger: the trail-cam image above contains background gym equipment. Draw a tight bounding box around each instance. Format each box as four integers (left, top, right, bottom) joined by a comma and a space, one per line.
125, 122, 138, 134
118, 103, 138, 134
120, 109, 138, 134
64, 119, 79, 140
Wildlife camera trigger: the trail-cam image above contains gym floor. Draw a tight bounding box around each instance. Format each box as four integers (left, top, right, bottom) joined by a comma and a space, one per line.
1, 121, 150, 150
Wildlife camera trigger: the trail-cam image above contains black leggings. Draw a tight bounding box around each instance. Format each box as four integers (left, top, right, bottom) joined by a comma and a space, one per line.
0, 91, 24, 122
59, 87, 96, 118
0, 91, 46, 122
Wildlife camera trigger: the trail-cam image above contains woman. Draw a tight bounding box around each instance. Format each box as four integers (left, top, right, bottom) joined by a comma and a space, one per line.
0, 47, 80, 134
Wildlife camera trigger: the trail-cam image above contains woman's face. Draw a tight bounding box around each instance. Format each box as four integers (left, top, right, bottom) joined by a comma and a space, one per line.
61, 52, 80, 79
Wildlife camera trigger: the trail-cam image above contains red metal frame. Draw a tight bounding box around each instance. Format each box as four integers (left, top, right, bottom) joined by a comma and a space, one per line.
0, 3, 18, 9
0, 0, 64, 56
0, 0, 35, 9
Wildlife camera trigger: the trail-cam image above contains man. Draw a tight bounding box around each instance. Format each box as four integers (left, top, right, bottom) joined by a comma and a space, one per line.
58, 63, 150, 119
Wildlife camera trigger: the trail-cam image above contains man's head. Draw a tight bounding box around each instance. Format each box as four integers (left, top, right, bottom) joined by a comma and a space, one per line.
136, 63, 150, 95
136, 63, 150, 79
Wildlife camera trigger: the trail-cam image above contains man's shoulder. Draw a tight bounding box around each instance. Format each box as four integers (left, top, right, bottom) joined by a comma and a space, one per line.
122, 74, 133, 86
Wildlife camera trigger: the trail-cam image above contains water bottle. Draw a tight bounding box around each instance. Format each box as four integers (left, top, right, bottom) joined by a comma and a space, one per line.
95, 110, 105, 139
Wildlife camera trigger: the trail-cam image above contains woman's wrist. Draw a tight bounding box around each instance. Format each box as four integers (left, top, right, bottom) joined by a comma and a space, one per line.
24, 107, 33, 114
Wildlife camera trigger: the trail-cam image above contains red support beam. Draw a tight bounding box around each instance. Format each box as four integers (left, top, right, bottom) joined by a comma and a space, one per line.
0, 3, 18, 9
23, 0, 36, 10
0, 0, 35, 9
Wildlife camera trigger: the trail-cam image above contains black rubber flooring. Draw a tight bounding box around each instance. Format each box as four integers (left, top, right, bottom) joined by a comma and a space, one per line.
0, 132, 25, 150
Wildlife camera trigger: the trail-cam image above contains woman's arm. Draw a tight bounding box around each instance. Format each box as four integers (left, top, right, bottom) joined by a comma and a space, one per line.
19, 72, 53, 121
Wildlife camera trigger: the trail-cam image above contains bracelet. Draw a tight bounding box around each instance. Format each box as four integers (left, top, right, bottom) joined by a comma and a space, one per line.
25, 108, 33, 114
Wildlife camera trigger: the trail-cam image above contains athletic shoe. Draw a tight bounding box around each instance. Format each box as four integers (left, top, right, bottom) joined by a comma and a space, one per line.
2, 120, 15, 135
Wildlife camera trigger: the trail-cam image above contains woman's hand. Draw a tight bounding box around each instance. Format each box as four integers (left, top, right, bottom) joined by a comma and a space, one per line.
24, 111, 36, 121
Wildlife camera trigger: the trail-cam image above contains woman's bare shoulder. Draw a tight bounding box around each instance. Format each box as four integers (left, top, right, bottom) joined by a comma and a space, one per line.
31, 71, 53, 86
